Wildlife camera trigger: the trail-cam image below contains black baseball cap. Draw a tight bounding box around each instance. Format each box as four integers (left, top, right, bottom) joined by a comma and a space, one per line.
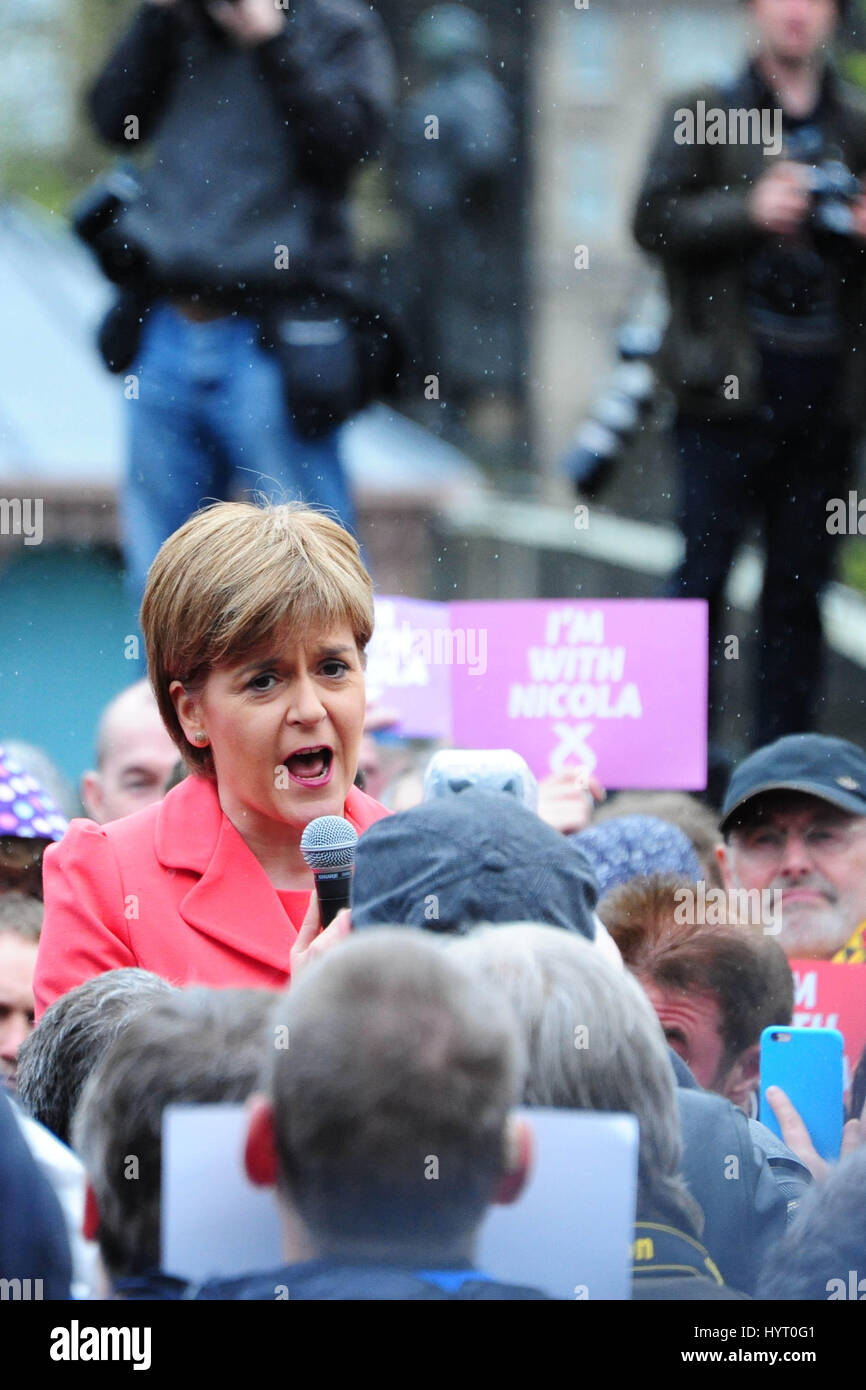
720, 734, 866, 835
352, 789, 598, 939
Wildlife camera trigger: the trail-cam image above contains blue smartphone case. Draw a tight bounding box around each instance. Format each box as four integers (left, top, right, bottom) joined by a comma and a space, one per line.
759, 1025, 844, 1161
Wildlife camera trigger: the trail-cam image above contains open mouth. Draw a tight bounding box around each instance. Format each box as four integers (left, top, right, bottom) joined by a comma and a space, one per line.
284, 746, 334, 787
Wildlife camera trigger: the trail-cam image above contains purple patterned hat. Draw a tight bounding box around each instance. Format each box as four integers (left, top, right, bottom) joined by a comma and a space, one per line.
0, 746, 69, 841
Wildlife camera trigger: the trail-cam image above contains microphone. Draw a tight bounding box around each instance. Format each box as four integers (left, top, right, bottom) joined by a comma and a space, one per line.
300, 816, 358, 926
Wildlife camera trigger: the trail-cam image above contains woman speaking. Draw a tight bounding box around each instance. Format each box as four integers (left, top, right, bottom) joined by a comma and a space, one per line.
34, 502, 388, 1016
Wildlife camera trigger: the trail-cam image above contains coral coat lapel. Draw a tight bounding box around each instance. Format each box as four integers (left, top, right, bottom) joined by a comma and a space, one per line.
154, 776, 295, 973
151, 775, 386, 974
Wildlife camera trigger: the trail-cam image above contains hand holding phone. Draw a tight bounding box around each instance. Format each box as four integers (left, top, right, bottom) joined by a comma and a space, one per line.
760, 1026, 844, 1167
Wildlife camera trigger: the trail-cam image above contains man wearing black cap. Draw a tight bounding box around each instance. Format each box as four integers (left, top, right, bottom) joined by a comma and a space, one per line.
718, 733, 866, 960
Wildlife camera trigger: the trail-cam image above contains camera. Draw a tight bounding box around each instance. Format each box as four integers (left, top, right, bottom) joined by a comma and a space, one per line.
422, 750, 539, 808
786, 127, 861, 238
802, 159, 862, 237
70, 167, 149, 288
746, 129, 863, 318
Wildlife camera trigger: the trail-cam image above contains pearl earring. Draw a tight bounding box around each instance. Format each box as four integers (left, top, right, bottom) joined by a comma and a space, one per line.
193, 731, 208, 745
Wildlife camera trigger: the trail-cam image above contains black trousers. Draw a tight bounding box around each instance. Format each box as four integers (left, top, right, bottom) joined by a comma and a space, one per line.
672, 356, 852, 749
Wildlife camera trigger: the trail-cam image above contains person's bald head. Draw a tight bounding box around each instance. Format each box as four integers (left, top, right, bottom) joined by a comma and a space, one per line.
81, 681, 180, 825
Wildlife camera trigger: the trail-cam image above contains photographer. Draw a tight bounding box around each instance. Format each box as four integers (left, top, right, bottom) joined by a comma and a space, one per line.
83, 0, 396, 601
633, 0, 866, 750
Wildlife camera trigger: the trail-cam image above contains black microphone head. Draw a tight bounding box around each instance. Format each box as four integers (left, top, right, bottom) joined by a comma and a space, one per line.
300, 816, 358, 871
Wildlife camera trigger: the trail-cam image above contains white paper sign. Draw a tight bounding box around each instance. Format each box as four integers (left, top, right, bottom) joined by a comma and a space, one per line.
478, 1109, 638, 1300
162, 1104, 281, 1283
162, 1103, 638, 1298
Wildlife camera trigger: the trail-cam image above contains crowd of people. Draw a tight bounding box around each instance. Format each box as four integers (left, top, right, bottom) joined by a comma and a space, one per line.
5, 0, 866, 1314
1, 498, 865, 1303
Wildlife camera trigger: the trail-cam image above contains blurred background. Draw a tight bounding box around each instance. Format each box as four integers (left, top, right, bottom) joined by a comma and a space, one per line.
4, 0, 866, 790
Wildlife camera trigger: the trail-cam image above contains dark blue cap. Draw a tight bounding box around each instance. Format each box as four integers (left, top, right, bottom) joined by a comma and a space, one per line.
352, 789, 598, 938
720, 734, 866, 835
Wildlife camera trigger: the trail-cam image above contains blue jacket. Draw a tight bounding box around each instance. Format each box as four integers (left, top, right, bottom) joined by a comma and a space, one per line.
117, 1261, 549, 1301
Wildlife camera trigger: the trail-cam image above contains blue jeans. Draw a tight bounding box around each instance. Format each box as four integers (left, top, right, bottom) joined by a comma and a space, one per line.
121, 302, 355, 604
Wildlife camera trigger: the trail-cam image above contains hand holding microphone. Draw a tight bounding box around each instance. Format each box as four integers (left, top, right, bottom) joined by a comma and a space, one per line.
300, 815, 358, 926
290, 901, 352, 983
292, 815, 358, 981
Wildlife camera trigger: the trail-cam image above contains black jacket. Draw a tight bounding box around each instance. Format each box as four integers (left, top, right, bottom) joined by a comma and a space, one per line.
633, 61, 866, 425
671, 1052, 811, 1297
630, 1219, 749, 1300
88, 0, 395, 297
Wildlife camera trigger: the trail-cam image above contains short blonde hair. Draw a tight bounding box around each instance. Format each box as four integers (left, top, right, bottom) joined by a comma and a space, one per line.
141, 502, 374, 775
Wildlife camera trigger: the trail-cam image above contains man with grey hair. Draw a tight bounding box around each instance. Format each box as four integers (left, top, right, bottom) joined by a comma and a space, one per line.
72, 987, 279, 1297
717, 733, 866, 961
450, 923, 803, 1298
80, 680, 179, 825
448, 923, 735, 1296
197, 930, 546, 1300
17, 967, 174, 1147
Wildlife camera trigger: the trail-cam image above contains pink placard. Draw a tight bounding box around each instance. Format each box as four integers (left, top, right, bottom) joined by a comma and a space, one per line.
364, 597, 453, 739
789, 961, 866, 1098
448, 599, 708, 789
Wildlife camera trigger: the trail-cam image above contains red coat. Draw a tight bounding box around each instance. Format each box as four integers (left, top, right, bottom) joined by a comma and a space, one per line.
34, 773, 390, 1019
